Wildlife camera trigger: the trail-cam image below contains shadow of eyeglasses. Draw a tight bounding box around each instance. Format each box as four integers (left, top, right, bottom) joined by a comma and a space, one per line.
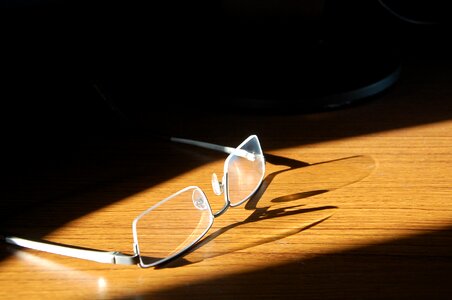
156, 153, 376, 268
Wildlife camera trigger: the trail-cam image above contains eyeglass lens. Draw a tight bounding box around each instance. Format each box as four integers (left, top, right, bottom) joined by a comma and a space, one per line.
134, 187, 214, 267
227, 135, 265, 206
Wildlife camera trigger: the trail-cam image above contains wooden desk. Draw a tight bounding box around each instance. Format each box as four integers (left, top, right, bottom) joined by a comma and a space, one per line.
0, 59, 451, 299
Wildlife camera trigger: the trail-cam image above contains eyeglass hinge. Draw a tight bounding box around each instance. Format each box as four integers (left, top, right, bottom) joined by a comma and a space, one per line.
112, 251, 139, 265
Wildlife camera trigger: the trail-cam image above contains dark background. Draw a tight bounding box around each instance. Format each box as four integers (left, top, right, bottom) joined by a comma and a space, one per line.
0, 1, 450, 142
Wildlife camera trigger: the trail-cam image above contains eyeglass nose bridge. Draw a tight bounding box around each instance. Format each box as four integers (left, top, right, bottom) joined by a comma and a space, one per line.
211, 173, 224, 196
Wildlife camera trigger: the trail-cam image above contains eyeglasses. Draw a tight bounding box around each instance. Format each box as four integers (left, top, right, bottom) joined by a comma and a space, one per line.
3, 134, 265, 268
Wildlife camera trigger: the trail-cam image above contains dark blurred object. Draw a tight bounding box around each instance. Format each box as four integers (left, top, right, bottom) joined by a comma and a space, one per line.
377, 0, 450, 25
218, 0, 452, 112
95, 1, 451, 114
0, 0, 450, 135
219, 0, 400, 112
377, 0, 452, 59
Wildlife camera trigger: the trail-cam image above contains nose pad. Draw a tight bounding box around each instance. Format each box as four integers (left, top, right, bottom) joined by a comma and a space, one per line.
211, 173, 223, 196
192, 189, 208, 211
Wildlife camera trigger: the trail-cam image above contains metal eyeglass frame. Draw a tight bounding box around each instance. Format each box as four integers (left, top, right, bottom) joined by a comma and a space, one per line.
2, 134, 265, 268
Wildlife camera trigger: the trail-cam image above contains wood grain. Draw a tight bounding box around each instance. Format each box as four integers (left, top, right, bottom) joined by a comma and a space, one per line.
0, 59, 451, 299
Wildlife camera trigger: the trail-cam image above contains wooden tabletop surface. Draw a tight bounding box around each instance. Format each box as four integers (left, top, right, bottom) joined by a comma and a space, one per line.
0, 58, 451, 299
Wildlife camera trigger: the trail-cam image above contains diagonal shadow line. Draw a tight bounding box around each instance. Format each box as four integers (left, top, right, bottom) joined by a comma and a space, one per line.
309, 155, 368, 166
243, 205, 337, 223
265, 153, 364, 169
157, 210, 335, 269
263, 153, 310, 169
271, 190, 329, 203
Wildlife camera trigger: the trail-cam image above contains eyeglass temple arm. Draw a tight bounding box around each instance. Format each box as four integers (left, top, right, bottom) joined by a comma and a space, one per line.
170, 137, 256, 160
3, 235, 139, 265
